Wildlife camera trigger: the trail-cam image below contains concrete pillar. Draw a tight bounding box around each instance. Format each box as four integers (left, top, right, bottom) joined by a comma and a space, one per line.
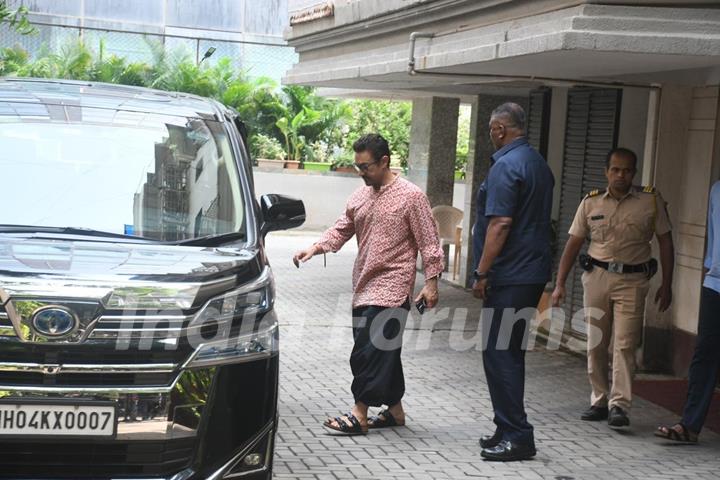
640, 85, 720, 375
407, 97, 460, 207
459, 95, 528, 287
546, 87, 568, 222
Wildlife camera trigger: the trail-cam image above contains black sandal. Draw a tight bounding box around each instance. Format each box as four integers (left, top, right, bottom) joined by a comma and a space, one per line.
654, 423, 698, 444
323, 413, 368, 436
368, 409, 405, 429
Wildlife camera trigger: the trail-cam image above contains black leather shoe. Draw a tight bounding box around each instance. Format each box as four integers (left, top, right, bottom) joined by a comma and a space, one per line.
481, 440, 536, 462
608, 406, 630, 427
479, 431, 502, 449
580, 405, 609, 421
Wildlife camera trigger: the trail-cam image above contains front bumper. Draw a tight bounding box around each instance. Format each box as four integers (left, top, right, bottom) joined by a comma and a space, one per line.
0, 354, 279, 479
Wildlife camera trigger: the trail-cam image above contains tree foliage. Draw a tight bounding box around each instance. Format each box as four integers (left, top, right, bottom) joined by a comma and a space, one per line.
0, 1, 36, 35
343, 99, 412, 168
0, 38, 426, 166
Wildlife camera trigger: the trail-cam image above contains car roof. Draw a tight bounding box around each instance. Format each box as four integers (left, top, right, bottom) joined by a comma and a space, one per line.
0, 78, 228, 120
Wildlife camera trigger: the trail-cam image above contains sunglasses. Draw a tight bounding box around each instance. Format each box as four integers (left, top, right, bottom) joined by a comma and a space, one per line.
353, 160, 379, 173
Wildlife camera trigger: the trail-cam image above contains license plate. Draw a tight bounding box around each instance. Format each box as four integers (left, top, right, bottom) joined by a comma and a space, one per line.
0, 402, 116, 438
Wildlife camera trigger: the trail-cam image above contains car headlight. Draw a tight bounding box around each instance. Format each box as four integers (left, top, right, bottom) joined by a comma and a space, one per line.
182, 267, 278, 369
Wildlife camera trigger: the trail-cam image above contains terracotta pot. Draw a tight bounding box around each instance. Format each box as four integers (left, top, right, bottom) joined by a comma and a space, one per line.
334, 166, 355, 173
284, 160, 301, 169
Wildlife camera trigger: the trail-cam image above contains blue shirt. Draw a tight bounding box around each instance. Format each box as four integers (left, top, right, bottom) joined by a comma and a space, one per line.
703, 181, 720, 294
472, 138, 555, 286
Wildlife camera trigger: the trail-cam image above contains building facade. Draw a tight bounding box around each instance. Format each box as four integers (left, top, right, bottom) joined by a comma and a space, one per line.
5, 0, 297, 81
284, 0, 720, 375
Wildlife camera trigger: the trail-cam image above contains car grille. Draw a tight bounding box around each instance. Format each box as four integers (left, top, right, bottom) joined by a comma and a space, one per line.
0, 303, 195, 388
0, 370, 175, 386
0, 438, 195, 477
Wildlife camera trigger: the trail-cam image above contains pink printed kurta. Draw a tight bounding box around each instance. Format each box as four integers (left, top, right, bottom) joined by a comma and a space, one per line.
315, 176, 445, 308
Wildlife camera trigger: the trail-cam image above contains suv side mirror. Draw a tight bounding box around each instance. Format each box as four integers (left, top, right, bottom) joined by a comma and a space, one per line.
260, 194, 305, 235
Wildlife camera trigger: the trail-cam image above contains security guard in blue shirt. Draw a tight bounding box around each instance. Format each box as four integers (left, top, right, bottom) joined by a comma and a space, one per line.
471, 102, 554, 461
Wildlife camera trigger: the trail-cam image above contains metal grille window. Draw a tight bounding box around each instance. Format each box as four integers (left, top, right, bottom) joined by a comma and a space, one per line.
556, 87, 622, 337
527, 87, 552, 160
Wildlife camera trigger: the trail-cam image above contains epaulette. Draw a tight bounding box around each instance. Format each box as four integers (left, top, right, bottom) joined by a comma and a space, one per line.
640, 185, 657, 194
585, 189, 601, 199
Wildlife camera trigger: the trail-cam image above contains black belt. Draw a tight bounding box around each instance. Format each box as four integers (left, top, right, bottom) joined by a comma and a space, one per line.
589, 257, 651, 274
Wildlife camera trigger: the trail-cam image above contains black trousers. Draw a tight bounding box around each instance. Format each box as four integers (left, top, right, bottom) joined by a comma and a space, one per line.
482, 283, 544, 445
682, 286, 720, 433
350, 300, 410, 407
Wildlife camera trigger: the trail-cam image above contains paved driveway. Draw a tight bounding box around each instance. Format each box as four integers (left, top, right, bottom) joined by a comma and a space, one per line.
267, 232, 720, 480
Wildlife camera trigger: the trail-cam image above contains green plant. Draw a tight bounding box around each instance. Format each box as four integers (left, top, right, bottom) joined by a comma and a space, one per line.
332, 149, 355, 168
276, 106, 322, 162
305, 141, 331, 163
455, 104, 471, 172
343, 99, 412, 167
251, 133, 285, 160
0, 1, 36, 35
0, 45, 28, 75
0, 38, 370, 165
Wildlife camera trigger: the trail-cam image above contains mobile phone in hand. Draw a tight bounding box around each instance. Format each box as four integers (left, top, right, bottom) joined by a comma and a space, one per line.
415, 298, 427, 315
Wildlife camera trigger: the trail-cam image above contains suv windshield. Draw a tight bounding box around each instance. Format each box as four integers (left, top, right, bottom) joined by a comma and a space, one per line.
0, 104, 246, 242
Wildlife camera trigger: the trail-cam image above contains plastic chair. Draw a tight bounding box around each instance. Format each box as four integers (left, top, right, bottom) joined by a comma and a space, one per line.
431, 205, 464, 280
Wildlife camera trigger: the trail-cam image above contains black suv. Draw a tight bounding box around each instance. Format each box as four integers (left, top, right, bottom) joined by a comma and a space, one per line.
0, 78, 304, 479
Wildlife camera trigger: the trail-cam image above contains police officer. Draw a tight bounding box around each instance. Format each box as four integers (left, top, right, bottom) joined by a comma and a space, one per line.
552, 147, 674, 428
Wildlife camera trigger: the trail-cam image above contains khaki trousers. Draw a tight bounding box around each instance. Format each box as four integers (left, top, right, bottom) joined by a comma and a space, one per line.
582, 267, 649, 411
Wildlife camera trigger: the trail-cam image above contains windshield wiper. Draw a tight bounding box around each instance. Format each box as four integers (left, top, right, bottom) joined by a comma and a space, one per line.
0, 225, 152, 242
175, 231, 246, 247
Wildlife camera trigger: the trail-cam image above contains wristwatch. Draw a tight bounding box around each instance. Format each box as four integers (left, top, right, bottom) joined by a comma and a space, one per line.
472, 269, 489, 281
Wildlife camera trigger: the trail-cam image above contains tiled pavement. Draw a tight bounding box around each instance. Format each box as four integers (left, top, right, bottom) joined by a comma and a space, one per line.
266, 232, 720, 480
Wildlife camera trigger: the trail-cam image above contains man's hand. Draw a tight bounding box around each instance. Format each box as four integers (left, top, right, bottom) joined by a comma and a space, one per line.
655, 284, 673, 312
292, 245, 320, 268
414, 277, 439, 309
472, 278, 488, 300
551, 285, 566, 307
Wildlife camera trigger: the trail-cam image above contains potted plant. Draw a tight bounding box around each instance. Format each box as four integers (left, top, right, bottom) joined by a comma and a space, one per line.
276, 107, 320, 169
302, 141, 332, 172
251, 134, 285, 170
331, 149, 356, 174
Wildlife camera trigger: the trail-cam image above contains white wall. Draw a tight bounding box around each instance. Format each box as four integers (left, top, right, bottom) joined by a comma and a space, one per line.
671, 87, 719, 334
253, 170, 466, 232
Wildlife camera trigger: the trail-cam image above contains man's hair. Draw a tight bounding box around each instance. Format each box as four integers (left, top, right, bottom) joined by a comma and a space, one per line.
605, 147, 638, 170
490, 103, 526, 133
353, 133, 391, 164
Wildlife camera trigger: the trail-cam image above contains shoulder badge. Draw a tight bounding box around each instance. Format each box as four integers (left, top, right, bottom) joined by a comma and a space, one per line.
585, 189, 601, 199
641, 185, 657, 194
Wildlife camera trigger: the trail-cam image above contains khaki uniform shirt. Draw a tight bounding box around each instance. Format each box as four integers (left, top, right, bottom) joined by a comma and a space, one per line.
569, 186, 671, 265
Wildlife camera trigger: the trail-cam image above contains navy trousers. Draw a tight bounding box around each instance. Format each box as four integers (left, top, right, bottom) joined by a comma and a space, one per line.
482, 283, 544, 445
681, 286, 720, 433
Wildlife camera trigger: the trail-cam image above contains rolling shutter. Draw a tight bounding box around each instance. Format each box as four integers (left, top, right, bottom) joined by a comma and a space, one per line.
526, 88, 552, 159
556, 87, 622, 338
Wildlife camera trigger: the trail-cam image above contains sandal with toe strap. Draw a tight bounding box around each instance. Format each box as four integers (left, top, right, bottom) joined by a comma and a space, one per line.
368, 409, 405, 429
323, 412, 368, 436
654, 423, 698, 444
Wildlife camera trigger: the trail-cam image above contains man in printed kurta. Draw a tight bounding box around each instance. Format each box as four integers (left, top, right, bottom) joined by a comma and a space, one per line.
293, 133, 444, 435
